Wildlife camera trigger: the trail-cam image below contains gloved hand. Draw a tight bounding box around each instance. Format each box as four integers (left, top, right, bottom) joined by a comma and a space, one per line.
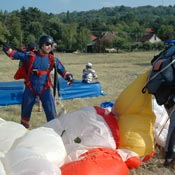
2, 46, 9, 54
3, 48, 11, 58
1, 42, 11, 55
65, 73, 73, 86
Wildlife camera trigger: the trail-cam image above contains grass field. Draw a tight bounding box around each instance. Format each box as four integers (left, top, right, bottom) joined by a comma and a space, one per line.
0, 51, 174, 174
0, 51, 154, 127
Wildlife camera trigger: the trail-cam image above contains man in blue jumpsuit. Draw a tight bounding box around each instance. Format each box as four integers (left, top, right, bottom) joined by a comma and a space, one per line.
3, 35, 73, 128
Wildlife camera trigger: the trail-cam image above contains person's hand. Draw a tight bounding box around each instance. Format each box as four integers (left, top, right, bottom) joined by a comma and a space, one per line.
3, 46, 12, 56
3, 45, 9, 52
65, 73, 73, 86
1, 42, 11, 56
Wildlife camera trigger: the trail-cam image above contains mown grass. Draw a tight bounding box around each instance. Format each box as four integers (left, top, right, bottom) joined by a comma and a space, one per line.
1, 50, 174, 174
0, 51, 154, 128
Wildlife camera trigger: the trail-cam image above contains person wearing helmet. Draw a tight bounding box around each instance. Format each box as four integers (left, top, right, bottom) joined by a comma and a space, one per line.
27, 43, 43, 113
37, 41, 59, 112
82, 62, 98, 83
2, 35, 73, 128
15, 42, 43, 112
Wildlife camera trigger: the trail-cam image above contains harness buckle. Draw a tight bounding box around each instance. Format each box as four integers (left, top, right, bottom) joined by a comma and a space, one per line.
32, 69, 38, 75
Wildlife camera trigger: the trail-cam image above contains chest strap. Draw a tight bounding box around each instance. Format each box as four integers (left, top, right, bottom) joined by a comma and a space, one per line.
25, 52, 55, 97
31, 70, 48, 76
38, 54, 55, 97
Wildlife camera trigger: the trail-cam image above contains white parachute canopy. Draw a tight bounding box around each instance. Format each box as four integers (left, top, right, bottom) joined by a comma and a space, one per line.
0, 105, 118, 174
44, 106, 116, 162
3, 147, 61, 175
11, 127, 67, 166
0, 120, 27, 157
152, 99, 169, 147
0, 159, 6, 175
0, 122, 66, 175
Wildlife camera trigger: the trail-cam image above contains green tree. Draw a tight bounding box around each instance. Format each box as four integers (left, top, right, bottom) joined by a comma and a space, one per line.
128, 22, 144, 41
157, 24, 174, 40
77, 27, 91, 51
6, 14, 23, 46
61, 23, 78, 51
0, 21, 10, 42
28, 22, 43, 40
25, 34, 37, 46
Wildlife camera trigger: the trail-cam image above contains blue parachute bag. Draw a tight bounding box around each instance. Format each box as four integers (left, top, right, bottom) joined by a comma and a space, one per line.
100, 101, 114, 111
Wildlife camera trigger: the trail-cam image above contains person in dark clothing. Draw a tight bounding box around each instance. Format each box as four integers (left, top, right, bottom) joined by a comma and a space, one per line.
163, 104, 175, 168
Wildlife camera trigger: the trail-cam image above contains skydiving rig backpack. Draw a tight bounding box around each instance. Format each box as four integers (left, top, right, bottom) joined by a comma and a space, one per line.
14, 51, 55, 96
142, 45, 175, 106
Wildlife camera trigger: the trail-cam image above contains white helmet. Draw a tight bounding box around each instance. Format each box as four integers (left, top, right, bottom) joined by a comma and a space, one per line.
86, 62, 92, 69
52, 42, 57, 50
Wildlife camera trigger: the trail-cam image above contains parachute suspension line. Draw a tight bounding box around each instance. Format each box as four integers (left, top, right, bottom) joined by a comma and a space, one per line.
157, 105, 175, 138
57, 97, 67, 117
154, 104, 175, 151
157, 116, 170, 139
142, 59, 175, 93
53, 61, 66, 117
152, 100, 167, 138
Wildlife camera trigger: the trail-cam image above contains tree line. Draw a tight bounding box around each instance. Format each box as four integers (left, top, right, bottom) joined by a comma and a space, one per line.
0, 5, 175, 52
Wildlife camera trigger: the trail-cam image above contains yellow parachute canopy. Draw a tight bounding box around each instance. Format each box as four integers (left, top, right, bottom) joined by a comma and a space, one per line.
113, 70, 156, 156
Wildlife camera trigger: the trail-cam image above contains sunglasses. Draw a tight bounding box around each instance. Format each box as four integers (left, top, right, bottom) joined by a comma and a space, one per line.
45, 42, 52, 46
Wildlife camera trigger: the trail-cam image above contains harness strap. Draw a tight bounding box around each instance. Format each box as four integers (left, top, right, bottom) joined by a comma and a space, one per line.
25, 52, 55, 97
25, 52, 36, 95
32, 70, 48, 76
39, 54, 55, 97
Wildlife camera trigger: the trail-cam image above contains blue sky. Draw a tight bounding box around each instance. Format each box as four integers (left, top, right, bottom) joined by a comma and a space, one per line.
0, 0, 174, 14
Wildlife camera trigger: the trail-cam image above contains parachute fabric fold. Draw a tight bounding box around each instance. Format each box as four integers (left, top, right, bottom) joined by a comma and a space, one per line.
2, 147, 61, 175
113, 70, 153, 115
116, 149, 142, 169
0, 160, 6, 175
113, 70, 156, 157
11, 127, 67, 166
44, 106, 117, 162
152, 99, 169, 148
94, 106, 120, 148
0, 120, 27, 157
61, 148, 129, 175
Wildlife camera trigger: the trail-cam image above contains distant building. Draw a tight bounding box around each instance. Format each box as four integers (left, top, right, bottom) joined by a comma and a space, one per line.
139, 33, 162, 43
86, 32, 117, 53
138, 28, 162, 44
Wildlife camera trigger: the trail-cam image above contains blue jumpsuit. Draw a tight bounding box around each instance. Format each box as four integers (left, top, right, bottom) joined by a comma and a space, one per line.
9, 51, 68, 128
